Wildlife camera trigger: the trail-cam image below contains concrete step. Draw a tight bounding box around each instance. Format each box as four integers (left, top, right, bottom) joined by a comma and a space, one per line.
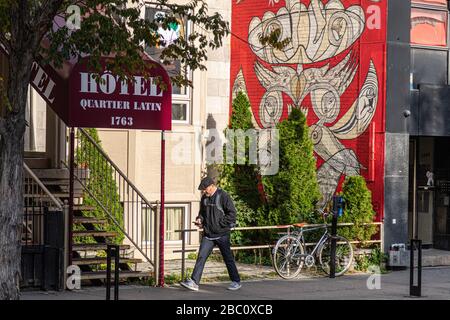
32, 168, 89, 180
389, 249, 450, 268
41, 180, 84, 191
422, 249, 450, 267
24, 151, 47, 158
31, 169, 69, 179
24, 157, 51, 169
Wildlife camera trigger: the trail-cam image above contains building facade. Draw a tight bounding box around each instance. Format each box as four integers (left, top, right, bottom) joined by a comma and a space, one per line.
230, 0, 450, 252
384, 0, 450, 251
92, 0, 233, 257
230, 0, 388, 238
5, 0, 450, 289
1, 0, 233, 289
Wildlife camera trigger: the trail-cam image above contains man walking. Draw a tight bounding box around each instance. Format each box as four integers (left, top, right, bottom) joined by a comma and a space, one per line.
180, 177, 241, 291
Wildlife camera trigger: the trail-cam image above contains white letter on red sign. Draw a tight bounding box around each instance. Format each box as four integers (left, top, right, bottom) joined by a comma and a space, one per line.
80, 72, 98, 93
119, 78, 129, 95
43, 78, 56, 103
32, 67, 48, 92
133, 76, 148, 96
31, 63, 56, 103
99, 72, 116, 94
149, 78, 163, 97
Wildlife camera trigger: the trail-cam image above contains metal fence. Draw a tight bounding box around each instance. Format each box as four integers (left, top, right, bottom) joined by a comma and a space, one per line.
173, 222, 384, 279
22, 163, 67, 290
23, 163, 63, 246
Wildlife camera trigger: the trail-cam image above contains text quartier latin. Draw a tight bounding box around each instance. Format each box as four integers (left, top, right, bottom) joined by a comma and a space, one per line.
78, 72, 163, 112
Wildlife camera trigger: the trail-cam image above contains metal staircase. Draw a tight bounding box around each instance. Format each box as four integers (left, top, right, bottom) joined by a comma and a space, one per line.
66, 128, 158, 284
23, 128, 160, 286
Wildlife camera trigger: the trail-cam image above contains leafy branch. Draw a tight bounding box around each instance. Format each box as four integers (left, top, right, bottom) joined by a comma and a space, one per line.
35, 0, 229, 87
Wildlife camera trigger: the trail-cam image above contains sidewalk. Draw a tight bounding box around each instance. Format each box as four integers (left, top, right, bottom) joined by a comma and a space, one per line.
138, 256, 329, 282
422, 249, 450, 267
21, 266, 450, 300
139, 259, 283, 282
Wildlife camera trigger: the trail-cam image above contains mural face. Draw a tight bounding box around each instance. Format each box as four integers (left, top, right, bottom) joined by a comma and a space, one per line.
231, 0, 387, 216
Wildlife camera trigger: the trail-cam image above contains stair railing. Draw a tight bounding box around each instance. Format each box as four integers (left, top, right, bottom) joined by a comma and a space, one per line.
23, 163, 64, 246
65, 128, 157, 268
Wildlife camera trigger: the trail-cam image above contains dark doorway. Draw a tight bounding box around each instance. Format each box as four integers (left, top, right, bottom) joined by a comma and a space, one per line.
433, 138, 450, 250
409, 137, 450, 250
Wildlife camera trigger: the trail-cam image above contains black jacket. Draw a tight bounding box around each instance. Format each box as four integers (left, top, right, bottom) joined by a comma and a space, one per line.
197, 188, 236, 238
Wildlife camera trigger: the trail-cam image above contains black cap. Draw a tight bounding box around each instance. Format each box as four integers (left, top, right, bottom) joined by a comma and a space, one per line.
198, 177, 214, 190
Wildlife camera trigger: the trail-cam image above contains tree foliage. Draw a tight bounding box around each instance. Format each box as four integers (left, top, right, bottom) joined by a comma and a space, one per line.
339, 175, 378, 243
1, 0, 230, 87
220, 97, 321, 247
218, 91, 261, 245
260, 108, 321, 225
0, 0, 230, 300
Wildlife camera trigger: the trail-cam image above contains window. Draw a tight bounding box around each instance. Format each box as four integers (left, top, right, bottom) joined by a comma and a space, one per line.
24, 86, 46, 152
141, 204, 189, 244
144, 5, 192, 124
165, 205, 188, 242
172, 102, 189, 123
411, 8, 448, 47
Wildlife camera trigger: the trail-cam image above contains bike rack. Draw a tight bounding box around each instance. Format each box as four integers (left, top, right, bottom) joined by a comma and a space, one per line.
330, 195, 344, 278
409, 239, 422, 297
329, 215, 338, 278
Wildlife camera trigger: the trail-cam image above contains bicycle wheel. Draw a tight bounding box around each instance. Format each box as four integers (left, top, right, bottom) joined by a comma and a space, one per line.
318, 235, 354, 276
272, 235, 304, 279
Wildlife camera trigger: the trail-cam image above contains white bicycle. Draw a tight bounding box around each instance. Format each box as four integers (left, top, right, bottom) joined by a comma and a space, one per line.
272, 211, 353, 279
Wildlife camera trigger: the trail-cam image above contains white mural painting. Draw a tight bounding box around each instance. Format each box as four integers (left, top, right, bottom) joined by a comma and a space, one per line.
234, 0, 379, 208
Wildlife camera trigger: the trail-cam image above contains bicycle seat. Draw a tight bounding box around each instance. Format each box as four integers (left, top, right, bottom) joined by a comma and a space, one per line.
293, 222, 307, 228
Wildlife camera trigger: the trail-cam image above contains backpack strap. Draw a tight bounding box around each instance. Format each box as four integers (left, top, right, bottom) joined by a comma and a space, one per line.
215, 190, 224, 214
216, 189, 236, 228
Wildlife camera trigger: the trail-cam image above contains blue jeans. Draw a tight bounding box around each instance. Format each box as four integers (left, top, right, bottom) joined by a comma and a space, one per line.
191, 233, 240, 284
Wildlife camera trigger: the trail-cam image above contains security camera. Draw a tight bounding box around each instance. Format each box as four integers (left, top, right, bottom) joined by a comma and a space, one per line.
403, 110, 411, 118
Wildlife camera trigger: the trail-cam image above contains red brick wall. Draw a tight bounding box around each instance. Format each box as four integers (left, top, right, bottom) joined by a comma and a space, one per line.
230, 0, 387, 221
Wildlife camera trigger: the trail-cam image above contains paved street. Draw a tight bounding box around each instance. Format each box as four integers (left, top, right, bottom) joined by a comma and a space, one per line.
21, 266, 450, 300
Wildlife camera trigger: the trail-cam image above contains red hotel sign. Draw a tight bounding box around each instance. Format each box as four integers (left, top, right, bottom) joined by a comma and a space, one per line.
68, 58, 172, 130
1, 41, 172, 131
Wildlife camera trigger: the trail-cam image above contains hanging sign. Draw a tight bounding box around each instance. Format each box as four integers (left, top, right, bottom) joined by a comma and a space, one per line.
1, 41, 172, 131
68, 57, 172, 130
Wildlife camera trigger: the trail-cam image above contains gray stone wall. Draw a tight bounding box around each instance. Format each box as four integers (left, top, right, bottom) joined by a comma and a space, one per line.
384, 133, 410, 252
384, 0, 411, 252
